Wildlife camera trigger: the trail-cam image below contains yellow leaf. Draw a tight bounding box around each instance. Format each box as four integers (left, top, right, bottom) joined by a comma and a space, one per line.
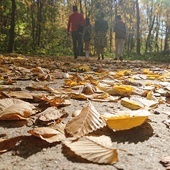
64, 79, 78, 87
121, 97, 143, 110
142, 68, 152, 74
146, 74, 160, 80
77, 64, 90, 72
114, 70, 131, 79
101, 110, 151, 131
146, 91, 153, 100
112, 85, 134, 96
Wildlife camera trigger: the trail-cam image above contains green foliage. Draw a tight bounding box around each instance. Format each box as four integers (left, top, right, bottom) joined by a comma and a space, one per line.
0, 0, 169, 60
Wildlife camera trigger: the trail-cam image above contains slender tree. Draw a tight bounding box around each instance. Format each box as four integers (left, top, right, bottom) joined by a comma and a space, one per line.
136, 0, 140, 54
8, 0, 16, 52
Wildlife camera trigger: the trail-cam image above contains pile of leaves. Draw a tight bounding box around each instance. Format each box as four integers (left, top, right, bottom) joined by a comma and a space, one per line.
0, 54, 170, 167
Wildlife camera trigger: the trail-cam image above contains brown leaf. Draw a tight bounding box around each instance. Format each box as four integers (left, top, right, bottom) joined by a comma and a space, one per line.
65, 102, 106, 138
28, 127, 65, 143
38, 107, 68, 123
41, 95, 71, 107
1, 91, 34, 100
0, 98, 36, 120
64, 135, 118, 164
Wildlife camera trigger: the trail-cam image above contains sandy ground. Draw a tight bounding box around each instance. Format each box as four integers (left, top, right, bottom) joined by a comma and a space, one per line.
0, 55, 170, 170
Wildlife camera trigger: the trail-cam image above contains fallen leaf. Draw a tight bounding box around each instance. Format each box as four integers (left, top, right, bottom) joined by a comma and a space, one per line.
41, 95, 71, 107
121, 97, 143, 110
107, 85, 134, 96
1, 91, 34, 100
65, 102, 106, 138
63, 135, 118, 164
28, 127, 65, 143
131, 97, 159, 109
101, 110, 151, 131
77, 64, 91, 72
38, 107, 68, 124
0, 98, 36, 120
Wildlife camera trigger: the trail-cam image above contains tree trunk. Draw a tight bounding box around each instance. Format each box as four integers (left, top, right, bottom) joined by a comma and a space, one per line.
154, 16, 160, 52
145, 15, 155, 53
36, 0, 43, 47
31, 3, 36, 49
136, 0, 140, 54
8, 0, 16, 53
164, 25, 169, 51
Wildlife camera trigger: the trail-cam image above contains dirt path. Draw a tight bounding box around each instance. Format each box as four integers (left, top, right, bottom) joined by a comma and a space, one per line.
0, 55, 170, 170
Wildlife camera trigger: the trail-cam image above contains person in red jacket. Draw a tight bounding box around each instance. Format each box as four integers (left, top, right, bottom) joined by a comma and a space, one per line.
67, 5, 85, 59
114, 15, 126, 61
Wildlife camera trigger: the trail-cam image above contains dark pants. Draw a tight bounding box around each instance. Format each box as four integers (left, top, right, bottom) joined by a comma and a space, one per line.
72, 31, 83, 59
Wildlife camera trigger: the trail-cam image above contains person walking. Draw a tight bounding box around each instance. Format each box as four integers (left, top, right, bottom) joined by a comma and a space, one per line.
114, 15, 126, 61
94, 12, 108, 60
67, 5, 85, 59
83, 17, 92, 60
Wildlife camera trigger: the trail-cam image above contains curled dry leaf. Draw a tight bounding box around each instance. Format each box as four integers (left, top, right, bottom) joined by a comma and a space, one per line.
1, 91, 34, 100
131, 97, 159, 109
65, 102, 106, 138
98, 84, 133, 97
112, 85, 134, 96
38, 107, 68, 123
77, 64, 91, 72
41, 95, 71, 107
64, 135, 118, 164
0, 85, 22, 91
101, 110, 151, 131
49, 122, 66, 134
91, 95, 120, 102
71, 83, 118, 101
28, 127, 65, 143
0, 98, 36, 120
79, 83, 102, 95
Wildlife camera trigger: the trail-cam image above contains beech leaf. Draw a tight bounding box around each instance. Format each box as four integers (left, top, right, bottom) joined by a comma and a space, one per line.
28, 127, 65, 143
101, 110, 151, 131
0, 98, 36, 120
64, 135, 118, 164
65, 102, 106, 138
121, 97, 143, 110
38, 107, 68, 122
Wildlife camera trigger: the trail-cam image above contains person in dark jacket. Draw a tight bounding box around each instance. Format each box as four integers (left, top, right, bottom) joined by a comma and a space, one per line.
67, 5, 85, 59
114, 15, 126, 61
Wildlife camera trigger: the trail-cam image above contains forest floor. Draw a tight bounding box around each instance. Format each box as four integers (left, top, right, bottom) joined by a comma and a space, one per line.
0, 54, 170, 170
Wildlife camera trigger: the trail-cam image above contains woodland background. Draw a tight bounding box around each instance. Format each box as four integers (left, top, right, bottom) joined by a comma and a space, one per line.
0, 0, 170, 60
